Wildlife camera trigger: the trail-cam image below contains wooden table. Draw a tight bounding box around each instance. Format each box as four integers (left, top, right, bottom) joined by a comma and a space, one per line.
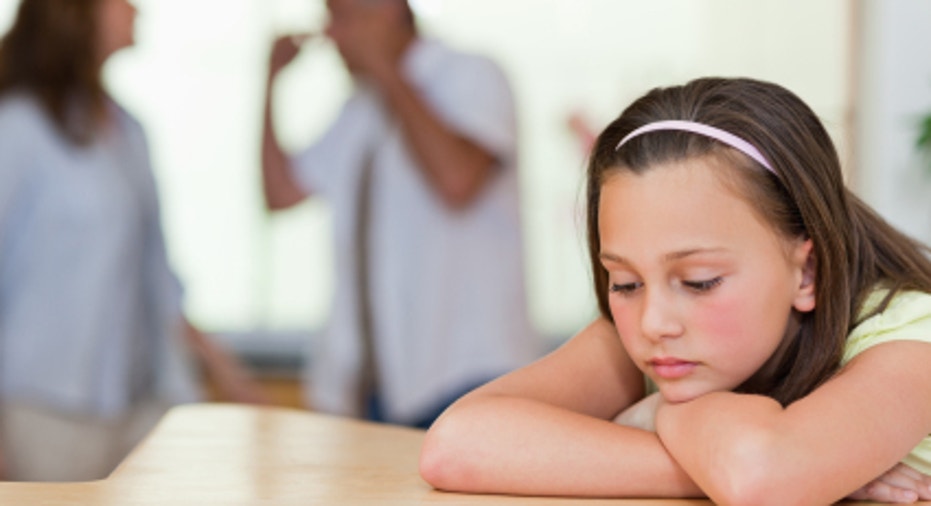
0, 404, 909, 505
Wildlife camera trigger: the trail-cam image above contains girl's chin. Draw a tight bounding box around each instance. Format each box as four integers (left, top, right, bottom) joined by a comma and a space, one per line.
657, 386, 712, 405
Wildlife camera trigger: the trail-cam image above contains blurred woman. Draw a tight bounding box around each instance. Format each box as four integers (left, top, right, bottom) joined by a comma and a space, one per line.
0, 0, 268, 481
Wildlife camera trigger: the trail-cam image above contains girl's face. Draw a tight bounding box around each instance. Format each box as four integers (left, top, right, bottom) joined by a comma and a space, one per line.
599, 157, 815, 404
96, 0, 137, 63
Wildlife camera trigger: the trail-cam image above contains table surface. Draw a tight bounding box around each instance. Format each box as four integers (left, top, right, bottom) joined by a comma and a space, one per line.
0, 403, 914, 505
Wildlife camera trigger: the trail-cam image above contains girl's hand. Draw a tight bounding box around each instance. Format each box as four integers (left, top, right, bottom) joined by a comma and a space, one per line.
847, 463, 931, 503
613, 392, 663, 432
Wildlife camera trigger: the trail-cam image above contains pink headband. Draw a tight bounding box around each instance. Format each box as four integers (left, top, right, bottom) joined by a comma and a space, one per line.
614, 120, 776, 174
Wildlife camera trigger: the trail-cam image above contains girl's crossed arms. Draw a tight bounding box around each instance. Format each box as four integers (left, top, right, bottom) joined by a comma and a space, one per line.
420, 77, 931, 505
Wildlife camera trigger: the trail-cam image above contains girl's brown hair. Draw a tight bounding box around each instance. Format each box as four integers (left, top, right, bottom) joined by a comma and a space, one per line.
0, 0, 106, 143
586, 77, 931, 406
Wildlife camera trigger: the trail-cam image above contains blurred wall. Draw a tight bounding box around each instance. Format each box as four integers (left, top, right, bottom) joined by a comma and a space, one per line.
0, 0, 858, 344
855, 0, 931, 245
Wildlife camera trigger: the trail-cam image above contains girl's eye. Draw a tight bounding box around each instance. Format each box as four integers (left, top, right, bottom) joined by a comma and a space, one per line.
609, 282, 642, 295
682, 277, 723, 292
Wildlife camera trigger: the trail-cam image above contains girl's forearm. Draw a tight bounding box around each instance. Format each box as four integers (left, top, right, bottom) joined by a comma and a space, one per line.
656, 392, 803, 506
421, 396, 702, 498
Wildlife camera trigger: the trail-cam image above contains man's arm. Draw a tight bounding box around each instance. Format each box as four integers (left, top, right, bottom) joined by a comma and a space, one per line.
368, 64, 497, 209
261, 36, 311, 211
337, 4, 499, 210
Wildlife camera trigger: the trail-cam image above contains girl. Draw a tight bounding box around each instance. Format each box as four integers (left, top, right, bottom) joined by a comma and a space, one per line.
419, 77, 931, 505
0, 0, 268, 481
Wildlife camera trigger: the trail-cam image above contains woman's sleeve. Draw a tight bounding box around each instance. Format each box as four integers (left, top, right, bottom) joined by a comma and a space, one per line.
0, 101, 33, 332
122, 112, 203, 404
0, 103, 30, 251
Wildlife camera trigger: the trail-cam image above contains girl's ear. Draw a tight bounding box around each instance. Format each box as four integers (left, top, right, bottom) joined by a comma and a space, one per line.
792, 238, 816, 313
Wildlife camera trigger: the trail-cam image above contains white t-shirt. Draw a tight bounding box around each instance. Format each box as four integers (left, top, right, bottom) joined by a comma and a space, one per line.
292, 38, 540, 423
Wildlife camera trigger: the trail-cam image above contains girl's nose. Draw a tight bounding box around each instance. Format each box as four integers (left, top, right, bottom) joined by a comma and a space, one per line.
639, 287, 684, 341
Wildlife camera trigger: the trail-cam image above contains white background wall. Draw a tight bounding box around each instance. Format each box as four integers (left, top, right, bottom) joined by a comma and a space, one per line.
855, 0, 931, 246
1, 0, 861, 344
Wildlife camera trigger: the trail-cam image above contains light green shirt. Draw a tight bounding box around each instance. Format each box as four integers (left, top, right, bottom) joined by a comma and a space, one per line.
842, 289, 931, 475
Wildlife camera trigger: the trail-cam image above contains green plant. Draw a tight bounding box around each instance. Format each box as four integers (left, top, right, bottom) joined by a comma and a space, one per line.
917, 113, 931, 175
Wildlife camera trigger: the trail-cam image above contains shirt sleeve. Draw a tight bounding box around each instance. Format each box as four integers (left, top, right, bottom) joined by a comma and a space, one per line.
118, 110, 185, 321
0, 100, 32, 248
430, 54, 518, 168
117, 108, 201, 404
842, 290, 931, 364
291, 91, 383, 197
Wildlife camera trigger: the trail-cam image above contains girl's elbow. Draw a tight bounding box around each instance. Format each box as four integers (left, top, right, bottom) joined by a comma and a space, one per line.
713, 472, 837, 506
418, 416, 479, 492
704, 435, 805, 506
709, 473, 780, 506
419, 440, 453, 490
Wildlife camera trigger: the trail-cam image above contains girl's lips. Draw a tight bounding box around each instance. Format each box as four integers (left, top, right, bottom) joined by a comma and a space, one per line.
650, 358, 697, 380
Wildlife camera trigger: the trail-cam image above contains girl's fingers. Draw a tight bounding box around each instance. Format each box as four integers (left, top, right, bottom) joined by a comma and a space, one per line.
849, 480, 918, 504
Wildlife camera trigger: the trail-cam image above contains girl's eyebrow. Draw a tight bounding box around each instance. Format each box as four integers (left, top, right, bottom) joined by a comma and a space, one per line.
599, 252, 629, 265
663, 247, 729, 261
600, 247, 729, 265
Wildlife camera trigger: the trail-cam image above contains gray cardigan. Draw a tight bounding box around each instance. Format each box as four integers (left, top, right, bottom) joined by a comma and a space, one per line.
0, 93, 200, 418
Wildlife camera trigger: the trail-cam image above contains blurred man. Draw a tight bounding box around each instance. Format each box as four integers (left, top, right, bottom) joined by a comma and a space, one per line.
261, 0, 539, 427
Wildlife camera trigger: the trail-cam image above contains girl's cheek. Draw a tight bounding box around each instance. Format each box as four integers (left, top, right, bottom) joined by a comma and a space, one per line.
609, 298, 630, 326
610, 305, 642, 350
692, 293, 746, 341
